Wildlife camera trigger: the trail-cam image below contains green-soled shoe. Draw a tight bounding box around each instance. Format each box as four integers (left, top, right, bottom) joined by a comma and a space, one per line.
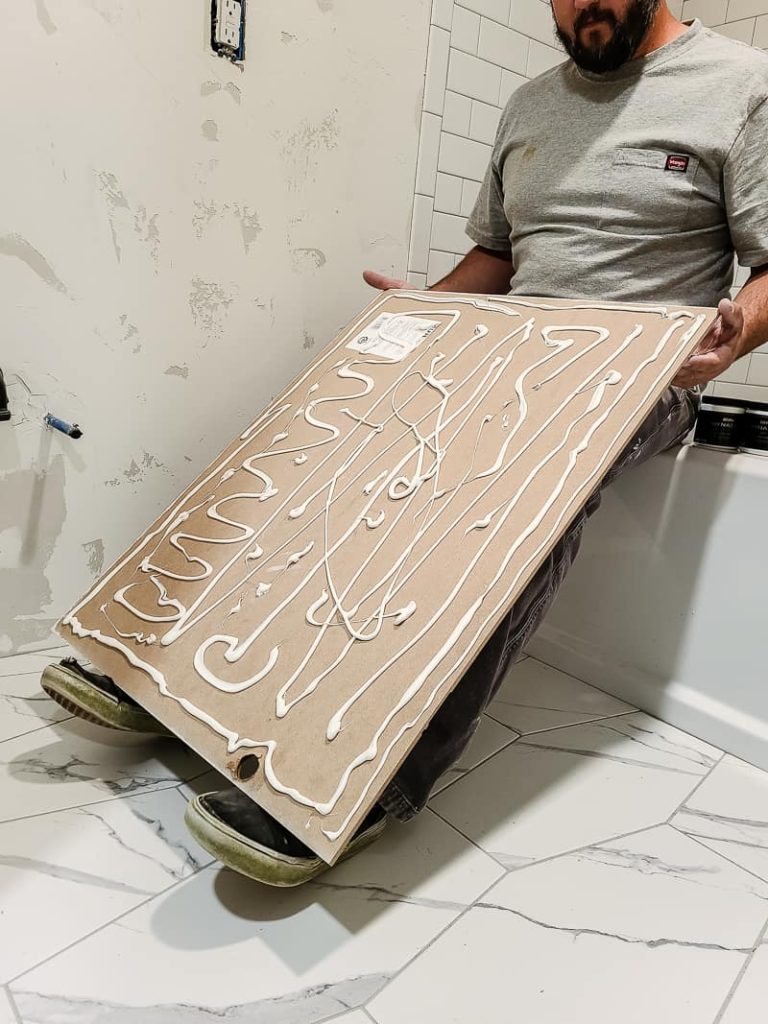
184, 787, 387, 887
41, 658, 171, 736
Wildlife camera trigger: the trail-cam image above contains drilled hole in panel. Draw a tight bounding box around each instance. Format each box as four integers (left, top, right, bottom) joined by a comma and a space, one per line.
235, 754, 260, 781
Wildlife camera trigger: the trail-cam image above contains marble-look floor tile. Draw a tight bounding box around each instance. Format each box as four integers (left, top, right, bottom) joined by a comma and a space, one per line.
0, 789, 212, 983
671, 754, 768, 882
0, 720, 206, 823
720, 944, 768, 1023
0, 671, 72, 743
332, 1013, 374, 1024
520, 712, 721, 772
368, 825, 764, 1024
10, 809, 502, 1022
0, 647, 73, 678
431, 714, 519, 796
0, 989, 16, 1024
431, 713, 721, 866
487, 657, 634, 734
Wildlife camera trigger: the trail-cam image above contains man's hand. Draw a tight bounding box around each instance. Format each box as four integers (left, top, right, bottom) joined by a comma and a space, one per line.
363, 270, 412, 291
672, 298, 745, 389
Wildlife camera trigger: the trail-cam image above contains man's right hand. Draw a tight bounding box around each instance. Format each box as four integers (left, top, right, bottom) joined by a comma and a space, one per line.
362, 270, 412, 291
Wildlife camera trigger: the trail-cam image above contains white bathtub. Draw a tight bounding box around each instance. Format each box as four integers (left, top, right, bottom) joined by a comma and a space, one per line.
528, 444, 768, 772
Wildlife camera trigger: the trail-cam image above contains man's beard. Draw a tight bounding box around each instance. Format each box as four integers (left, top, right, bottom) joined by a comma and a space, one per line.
554, 0, 661, 73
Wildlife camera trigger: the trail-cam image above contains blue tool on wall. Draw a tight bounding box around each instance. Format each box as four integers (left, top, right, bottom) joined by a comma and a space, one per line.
44, 413, 83, 439
0, 366, 10, 421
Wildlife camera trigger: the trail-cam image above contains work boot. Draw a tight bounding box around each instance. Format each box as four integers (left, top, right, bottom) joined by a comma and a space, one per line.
41, 657, 171, 736
185, 787, 387, 887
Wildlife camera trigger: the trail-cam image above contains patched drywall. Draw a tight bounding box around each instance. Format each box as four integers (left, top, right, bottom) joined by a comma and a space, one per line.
1, 0, 430, 653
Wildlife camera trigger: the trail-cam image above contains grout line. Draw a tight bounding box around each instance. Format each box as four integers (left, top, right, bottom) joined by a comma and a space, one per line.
670, 825, 768, 892
430, 728, 521, 797
5, 863, 215, 989
363, 1008, 379, 1022
519, 819, 661, 875
499, 822, 672, 874
361, 862, 509, 1009
315, 1002, 382, 1024
425, 804, 495, 863
440, 124, 495, 148
711, 916, 768, 1024
364, 819, 675, 1010
483, 707, 637, 738
406, 8, 442, 278
521, 651, 639, 711
428, 794, 664, 878
4, 985, 22, 1024
457, 3, 512, 32
665, 750, 726, 823
0, 779, 187, 829
0, 715, 75, 747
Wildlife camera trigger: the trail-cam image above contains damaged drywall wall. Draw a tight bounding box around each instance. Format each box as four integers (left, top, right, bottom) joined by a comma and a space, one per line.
1, 0, 430, 653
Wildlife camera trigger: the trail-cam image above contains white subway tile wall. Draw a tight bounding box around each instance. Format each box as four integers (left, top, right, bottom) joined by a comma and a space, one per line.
407, 0, 768, 401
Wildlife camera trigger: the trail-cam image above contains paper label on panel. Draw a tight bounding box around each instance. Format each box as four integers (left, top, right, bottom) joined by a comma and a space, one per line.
347, 312, 440, 361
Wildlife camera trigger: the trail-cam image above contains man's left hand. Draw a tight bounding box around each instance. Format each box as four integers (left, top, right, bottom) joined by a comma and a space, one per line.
672, 298, 744, 389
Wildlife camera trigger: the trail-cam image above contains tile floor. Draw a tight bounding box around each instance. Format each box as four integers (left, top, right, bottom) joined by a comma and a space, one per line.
1, 646, 766, 1023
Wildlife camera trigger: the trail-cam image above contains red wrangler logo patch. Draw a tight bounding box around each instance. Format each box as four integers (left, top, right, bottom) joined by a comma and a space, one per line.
665, 154, 689, 172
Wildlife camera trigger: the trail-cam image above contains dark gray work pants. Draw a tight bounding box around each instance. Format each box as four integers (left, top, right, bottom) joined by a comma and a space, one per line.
379, 386, 699, 821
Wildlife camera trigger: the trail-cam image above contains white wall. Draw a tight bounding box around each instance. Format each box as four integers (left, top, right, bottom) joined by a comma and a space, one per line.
0, 0, 431, 654
408, 0, 768, 400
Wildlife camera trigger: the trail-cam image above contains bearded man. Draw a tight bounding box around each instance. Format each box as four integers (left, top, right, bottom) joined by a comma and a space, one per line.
44, 2, 768, 886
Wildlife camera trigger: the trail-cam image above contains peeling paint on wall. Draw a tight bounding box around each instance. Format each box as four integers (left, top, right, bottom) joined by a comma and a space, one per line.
84, 0, 116, 24
281, 111, 340, 191
6, 374, 48, 430
121, 451, 168, 484
2, 0, 430, 654
188, 277, 235, 340
82, 539, 105, 577
233, 205, 262, 253
200, 81, 241, 104
292, 247, 327, 270
0, 235, 68, 294
34, 0, 57, 34
192, 199, 219, 239
134, 207, 160, 265
192, 200, 261, 253
97, 171, 129, 211
119, 314, 141, 354
0, 457, 67, 649
164, 364, 189, 379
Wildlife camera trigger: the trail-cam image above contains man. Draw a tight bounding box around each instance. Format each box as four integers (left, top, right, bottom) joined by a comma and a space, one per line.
43, 1, 768, 886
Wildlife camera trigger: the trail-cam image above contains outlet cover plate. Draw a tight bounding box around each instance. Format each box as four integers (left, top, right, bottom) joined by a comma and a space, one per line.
211, 0, 245, 63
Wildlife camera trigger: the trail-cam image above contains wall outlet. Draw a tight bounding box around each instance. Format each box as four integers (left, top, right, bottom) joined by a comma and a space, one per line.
211, 0, 245, 62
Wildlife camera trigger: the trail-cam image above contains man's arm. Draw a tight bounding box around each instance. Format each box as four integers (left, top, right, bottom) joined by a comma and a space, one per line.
363, 245, 514, 296
673, 265, 768, 389
735, 265, 768, 356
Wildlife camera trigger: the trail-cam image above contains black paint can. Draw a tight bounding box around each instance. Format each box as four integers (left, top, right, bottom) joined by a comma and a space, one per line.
693, 397, 746, 451
739, 405, 768, 456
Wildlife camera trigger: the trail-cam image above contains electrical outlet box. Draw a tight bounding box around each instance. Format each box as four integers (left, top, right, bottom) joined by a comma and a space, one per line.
211, 0, 245, 63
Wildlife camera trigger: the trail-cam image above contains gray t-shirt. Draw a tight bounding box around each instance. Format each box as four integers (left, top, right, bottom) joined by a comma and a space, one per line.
467, 19, 768, 306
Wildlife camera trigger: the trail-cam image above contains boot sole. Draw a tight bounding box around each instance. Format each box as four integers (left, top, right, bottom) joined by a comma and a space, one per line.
41, 663, 172, 736
185, 794, 386, 887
